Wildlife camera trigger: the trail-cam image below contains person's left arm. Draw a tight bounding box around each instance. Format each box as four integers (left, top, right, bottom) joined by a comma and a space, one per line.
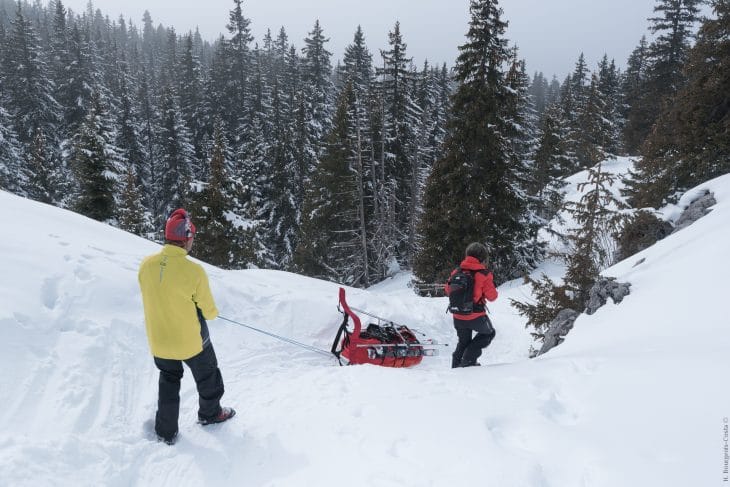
482, 272, 498, 302
193, 265, 219, 320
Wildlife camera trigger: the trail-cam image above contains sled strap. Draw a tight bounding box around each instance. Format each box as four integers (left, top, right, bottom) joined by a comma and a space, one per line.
330, 312, 350, 366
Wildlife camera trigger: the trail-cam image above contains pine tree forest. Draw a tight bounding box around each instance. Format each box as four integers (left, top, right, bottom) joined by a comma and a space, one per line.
0, 0, 725, 294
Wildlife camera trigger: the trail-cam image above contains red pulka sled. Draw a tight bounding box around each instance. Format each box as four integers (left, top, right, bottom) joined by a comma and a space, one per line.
330, 288, 438, 367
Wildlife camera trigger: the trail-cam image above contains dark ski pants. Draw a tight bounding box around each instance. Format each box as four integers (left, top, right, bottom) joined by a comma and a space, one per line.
452, 316, 496, 367
154, 344, 225, 440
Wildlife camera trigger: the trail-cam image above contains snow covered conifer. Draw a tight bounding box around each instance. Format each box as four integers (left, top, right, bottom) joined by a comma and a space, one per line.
26, 127, 61, 204
576, 74, 617, 169
117, 165, 149, 236
71, 91, 117, 222
225, 0, 254, 126
190, 118, 248, 268
621, 36, 650, 153
529, 103, 571, 223
563, 156, 623, 306
294, 82, 366, 286
596, 55, 622, 156
57, 25, 94, 137
157, 85, 195, 218
377, 21, 421, 265
342, 25, 374, 95
4, 2, 60, 144
301, 19, 334, 162
0, 104, 24, 195
178, 33, 206, 168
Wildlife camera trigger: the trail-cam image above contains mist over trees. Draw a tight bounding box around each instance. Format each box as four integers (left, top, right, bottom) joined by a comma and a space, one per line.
0, 0, 723, 293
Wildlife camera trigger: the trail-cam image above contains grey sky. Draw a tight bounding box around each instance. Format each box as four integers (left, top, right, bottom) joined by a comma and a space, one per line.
62, 0, 703, 79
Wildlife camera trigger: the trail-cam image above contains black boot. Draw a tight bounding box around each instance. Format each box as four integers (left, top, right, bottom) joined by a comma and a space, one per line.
198, 406, 236, 426
451, 355, 462, 369
156, 431, 178, 445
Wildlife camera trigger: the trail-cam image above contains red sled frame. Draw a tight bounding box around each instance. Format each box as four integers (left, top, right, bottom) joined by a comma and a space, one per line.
331, 288, 437, 367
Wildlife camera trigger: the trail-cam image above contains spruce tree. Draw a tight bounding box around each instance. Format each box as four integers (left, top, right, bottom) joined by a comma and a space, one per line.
529, 71, 549, 119
301, 19, 334, 159
342, 26, 382, 282
5, 2, 60, 143
26, 127, 59, 204
295, 20, 334, 225
627, 0, 730, 207
157, 85, 195, 218
342, 25, 373, 95
596, 55, 622, 156
562, 53, 591, 168
622, 36, 650, 153
0, 105, 24, 195
563, 156, 623, 305
576, 74, 617, 169
190, 119, 248, 267
624, 0, 705, 152
237, 46, 271, 222
514, 155, 623, 338
546, 75, 562, 107
57, 25, 94, 136
414, 0, 539, 284
49, 0, 70, 104
294, 83, 366, 286
377, 21, 421, 265
137, 66, 162, 222
178, 33, 206, 167
225, 0, 253, 128
117, 165, 148, 236
504, 49, 538, 172
261, 74, 299, 268
116, 71, 147, 190
529, 103, 571, 223
71, 91, 117, 222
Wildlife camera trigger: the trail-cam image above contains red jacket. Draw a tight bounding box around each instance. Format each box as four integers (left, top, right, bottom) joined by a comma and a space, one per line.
445, 256, 498, 320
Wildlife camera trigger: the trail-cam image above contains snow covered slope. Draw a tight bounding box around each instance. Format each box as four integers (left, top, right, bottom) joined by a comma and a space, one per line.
1, 173, 729, 486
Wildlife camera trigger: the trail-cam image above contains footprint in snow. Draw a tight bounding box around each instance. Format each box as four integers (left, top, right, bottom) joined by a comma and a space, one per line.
74, 266, 93, 282
539, 391, 579, 426
41, 276, 61, 310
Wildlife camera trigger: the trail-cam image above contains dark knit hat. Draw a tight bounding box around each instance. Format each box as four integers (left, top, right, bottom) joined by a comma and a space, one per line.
165, 208, 196, 242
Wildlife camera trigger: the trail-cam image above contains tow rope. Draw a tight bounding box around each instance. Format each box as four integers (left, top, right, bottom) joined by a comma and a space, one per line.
218, 315, 333, 358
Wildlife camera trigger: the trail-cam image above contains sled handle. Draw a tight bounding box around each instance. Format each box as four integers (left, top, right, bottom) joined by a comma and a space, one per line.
338, 288, 362, 338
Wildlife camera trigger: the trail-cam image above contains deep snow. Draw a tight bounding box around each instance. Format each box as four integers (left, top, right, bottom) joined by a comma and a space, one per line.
1, 170, 729, 486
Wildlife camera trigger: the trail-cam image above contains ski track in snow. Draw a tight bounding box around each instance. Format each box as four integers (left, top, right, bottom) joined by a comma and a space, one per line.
1, 160, 729, 486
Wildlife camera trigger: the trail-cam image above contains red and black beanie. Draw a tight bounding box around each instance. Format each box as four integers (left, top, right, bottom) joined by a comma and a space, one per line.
165, 208, 196, 242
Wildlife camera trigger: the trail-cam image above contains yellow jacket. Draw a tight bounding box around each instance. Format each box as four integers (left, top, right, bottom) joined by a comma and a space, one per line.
138, 245, 219, 360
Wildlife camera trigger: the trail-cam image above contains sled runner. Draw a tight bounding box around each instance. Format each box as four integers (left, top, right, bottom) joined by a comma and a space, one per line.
331, 288, 439, 367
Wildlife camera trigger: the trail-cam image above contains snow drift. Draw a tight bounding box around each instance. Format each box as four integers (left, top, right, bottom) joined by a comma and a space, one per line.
1, 171, 729, 486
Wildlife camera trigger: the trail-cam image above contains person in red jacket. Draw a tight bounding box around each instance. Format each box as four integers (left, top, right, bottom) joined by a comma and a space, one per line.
445, 242, 498, 368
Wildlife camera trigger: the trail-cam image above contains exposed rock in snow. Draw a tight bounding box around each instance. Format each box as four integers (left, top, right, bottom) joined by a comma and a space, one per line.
585, 277, 631, 316
537, 277, 631, 356
673, 190, 716, 233
536, 308, 580, 356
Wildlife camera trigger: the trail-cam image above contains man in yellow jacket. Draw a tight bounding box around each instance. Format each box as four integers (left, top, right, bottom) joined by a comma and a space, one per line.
139, 208, 235, 445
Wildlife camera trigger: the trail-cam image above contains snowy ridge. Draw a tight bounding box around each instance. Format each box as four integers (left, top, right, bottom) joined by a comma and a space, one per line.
1, 173, 729, 486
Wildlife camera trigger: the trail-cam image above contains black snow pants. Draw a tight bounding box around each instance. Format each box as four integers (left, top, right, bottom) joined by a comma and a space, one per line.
451, 315, 496, 368
154, 344, 225, 441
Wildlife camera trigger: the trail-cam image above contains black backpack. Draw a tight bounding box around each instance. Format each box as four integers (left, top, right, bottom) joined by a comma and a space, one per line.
447, 268, 486, 315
